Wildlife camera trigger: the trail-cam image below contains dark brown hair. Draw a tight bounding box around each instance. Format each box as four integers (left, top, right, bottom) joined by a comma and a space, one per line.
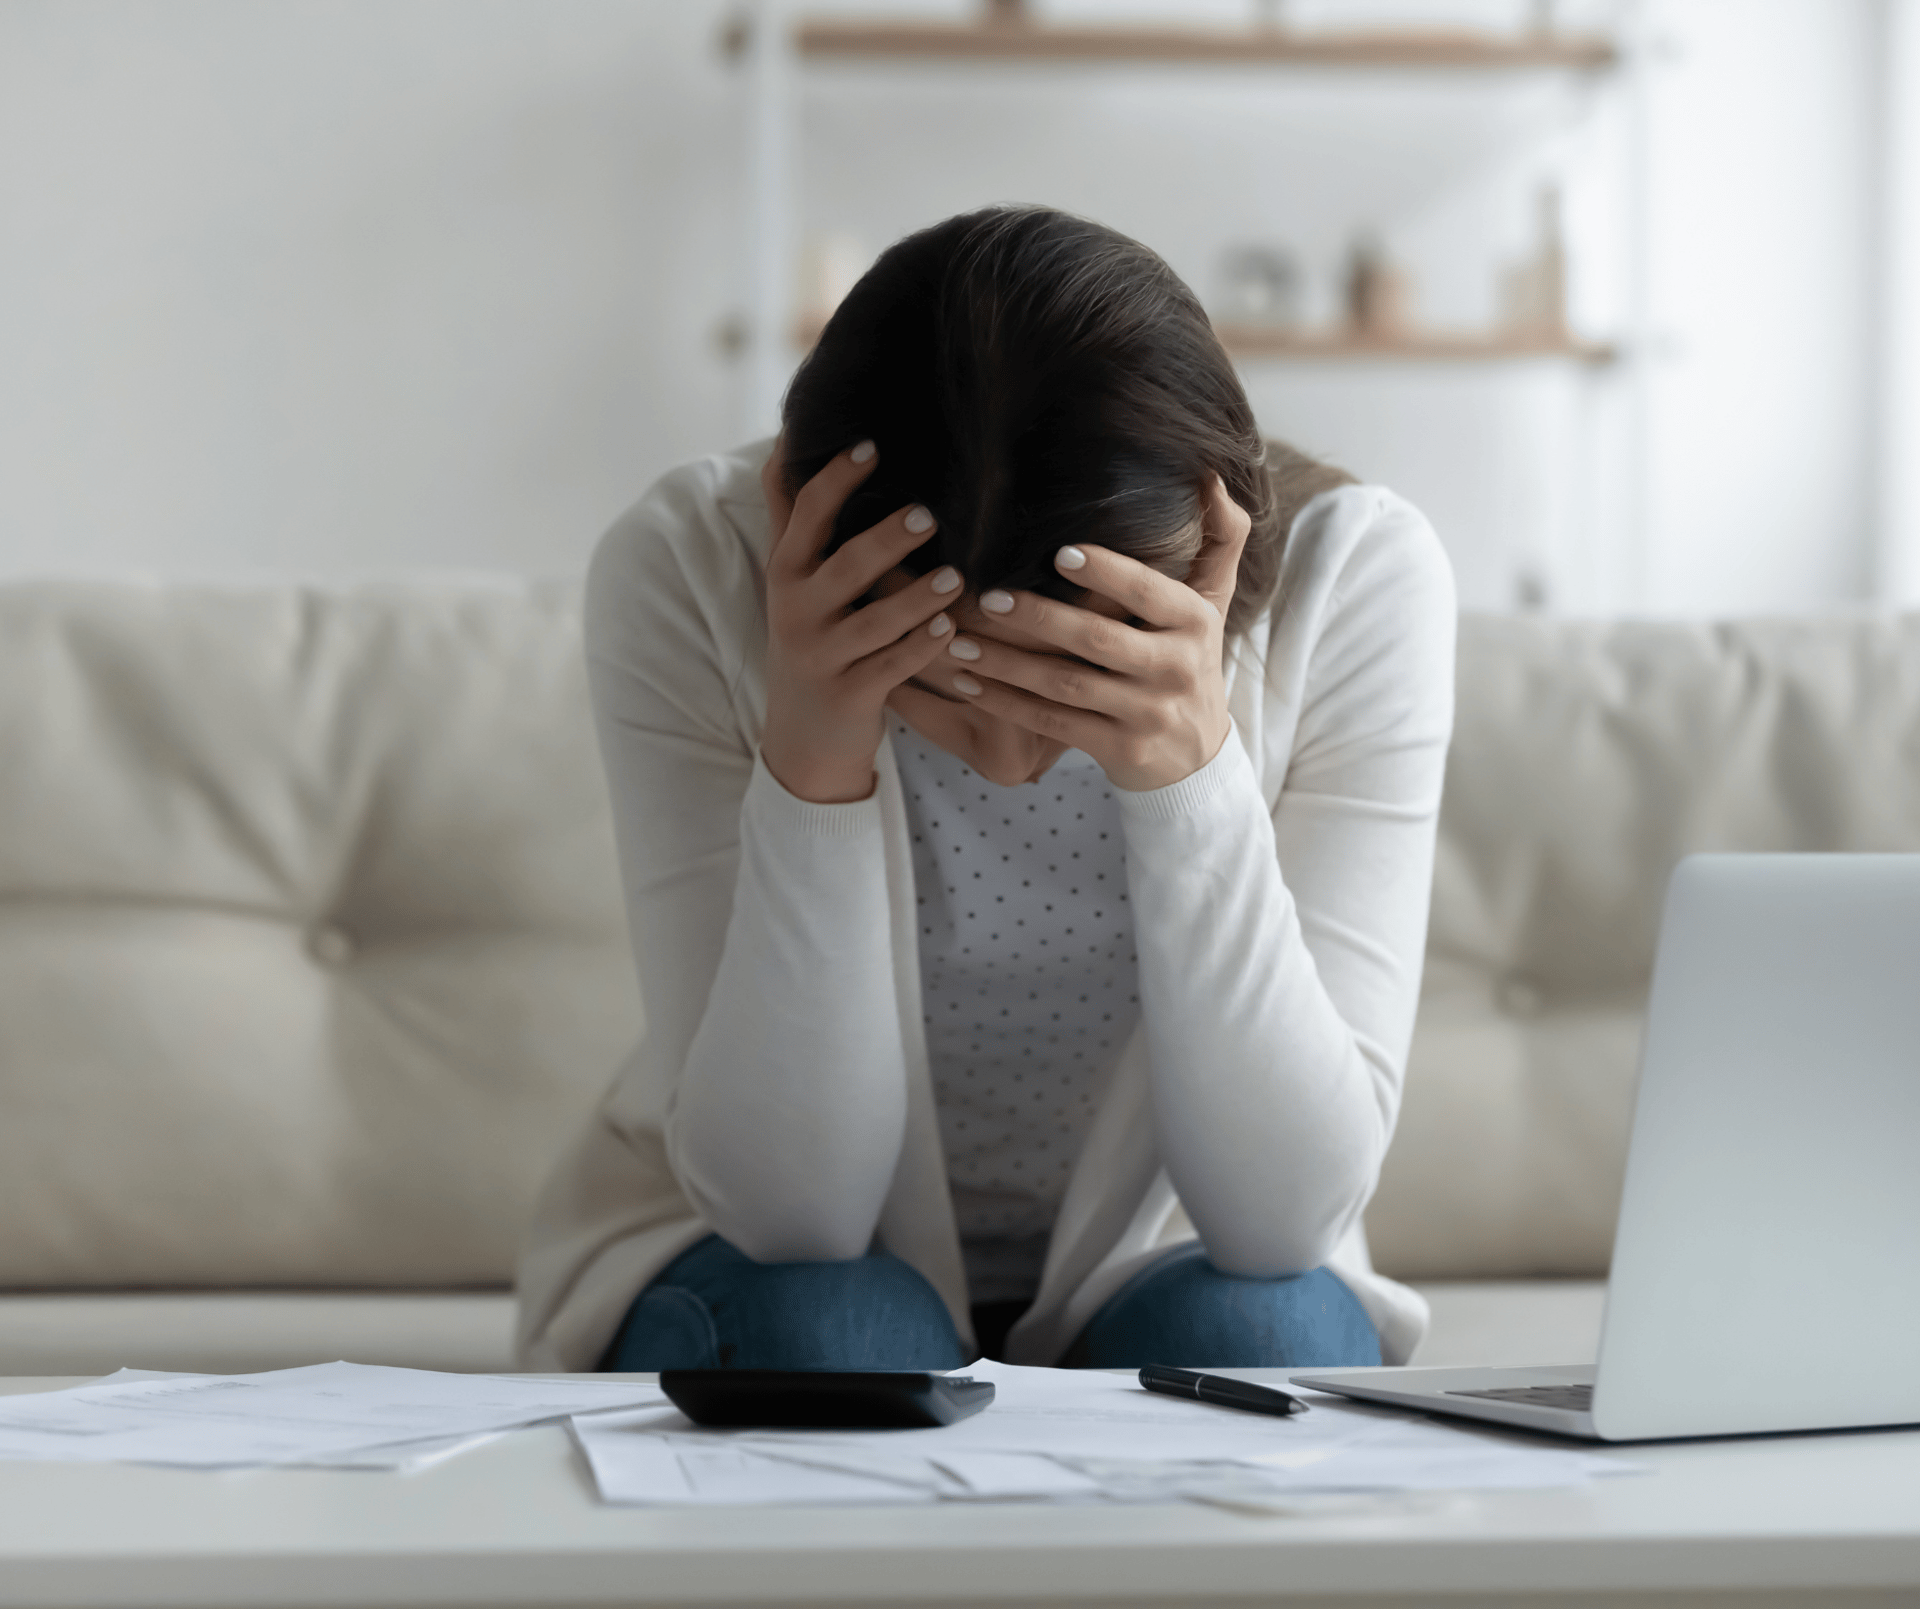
780, 206, 1351, 637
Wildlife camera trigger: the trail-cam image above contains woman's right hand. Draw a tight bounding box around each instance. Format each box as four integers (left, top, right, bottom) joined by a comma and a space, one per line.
759, 440, 964, 803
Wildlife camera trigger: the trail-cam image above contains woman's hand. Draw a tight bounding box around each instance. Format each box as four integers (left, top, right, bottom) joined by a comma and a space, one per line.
923, 477, 1252, 793
759, 440, 964, 804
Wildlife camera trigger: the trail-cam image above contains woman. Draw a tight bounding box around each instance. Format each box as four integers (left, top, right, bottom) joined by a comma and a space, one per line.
516, 207, 1455, 1373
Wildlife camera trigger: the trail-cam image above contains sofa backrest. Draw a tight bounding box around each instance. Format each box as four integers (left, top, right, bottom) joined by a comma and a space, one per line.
1364, 612, 1920, 1278
3, 584, 1915, 1289
0, 582, 639, 1290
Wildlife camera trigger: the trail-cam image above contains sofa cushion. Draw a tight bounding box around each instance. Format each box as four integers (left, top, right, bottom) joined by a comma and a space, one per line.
0, 582, 640, 1290
0, 1292, 518, 1376
0, 1282, 1599, 1376
1406, 1280, 1605, 1368
1367, 613, 1920, 1279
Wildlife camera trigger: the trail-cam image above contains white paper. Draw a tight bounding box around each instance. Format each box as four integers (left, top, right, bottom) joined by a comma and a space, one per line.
927, 1450, 1108, 1499
569, 1361, 1642, 1509
0, 1363, 666, 1469
42, 1370, 513, 1473
291, 1429, 514, 1472
569, 1412, 949, 1506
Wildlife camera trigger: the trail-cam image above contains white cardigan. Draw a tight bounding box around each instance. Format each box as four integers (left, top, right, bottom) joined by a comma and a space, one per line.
515, 441, 1456, 1370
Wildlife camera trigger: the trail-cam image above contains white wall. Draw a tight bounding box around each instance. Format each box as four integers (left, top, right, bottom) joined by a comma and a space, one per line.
0, 0, 742, 577
0, 0, 1893, 613
1877, 0, 1920, 604
1641, 0, 1880, 613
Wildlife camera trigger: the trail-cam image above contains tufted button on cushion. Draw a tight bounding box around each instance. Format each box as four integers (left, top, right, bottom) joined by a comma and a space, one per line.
307, 924, 356, 968
1496, 976, 1544, 1018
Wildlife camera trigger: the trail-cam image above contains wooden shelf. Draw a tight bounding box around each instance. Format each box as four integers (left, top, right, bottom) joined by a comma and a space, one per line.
794, 20, 1618, 72
794, 314, 1616, 365
1217, 326, 1618, 365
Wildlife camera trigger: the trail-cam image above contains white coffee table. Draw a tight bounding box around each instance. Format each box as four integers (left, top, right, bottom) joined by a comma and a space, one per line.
2, 1373, 1917, 1609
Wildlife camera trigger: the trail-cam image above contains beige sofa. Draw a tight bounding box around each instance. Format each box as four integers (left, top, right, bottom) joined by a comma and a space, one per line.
3, 582, 1914, 1376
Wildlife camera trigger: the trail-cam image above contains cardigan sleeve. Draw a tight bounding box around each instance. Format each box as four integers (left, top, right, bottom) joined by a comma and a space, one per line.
583, 466, 910, 1263
1115, 491, 1456, 1276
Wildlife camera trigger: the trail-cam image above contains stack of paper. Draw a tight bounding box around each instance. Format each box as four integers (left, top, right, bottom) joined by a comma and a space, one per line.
0, 1360, 1641, 1505
568, 1361, 1638, 1509
0, 1363, 666, 1471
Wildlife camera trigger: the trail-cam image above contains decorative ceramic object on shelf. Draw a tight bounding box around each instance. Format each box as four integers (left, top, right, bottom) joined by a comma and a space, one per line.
1343, 232, 1412, 338
1217, 244, 1304, 330
799, 232, 873, 336
1499, 183, 1569, 337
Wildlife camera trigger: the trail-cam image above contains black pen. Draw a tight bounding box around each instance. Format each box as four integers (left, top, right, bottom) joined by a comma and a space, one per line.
1138, 1365, 1308, 1419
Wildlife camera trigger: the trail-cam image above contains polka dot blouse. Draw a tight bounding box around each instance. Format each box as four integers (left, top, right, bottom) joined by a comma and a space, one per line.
893, 718, 1141, 1304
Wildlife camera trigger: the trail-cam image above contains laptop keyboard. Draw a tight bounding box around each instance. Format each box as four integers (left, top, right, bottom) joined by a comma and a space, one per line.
1446, 1384, 1594, 1412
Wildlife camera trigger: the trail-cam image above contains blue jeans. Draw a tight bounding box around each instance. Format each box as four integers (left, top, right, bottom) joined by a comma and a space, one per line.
602, 1237, 1380, 1371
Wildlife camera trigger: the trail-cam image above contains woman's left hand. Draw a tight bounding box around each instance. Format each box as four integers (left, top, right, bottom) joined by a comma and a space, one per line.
938, 477, 1252, 793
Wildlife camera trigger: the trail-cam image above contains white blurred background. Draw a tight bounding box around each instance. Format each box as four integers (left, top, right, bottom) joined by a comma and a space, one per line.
2, 0, 1917, 614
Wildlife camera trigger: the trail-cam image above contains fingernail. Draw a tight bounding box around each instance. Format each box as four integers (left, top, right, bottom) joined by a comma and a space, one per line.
953, 674, 982, 696
905, 505, 935, 535
981, 589, 1015, 614
930, 613, 953, 637
930, 566, 961, 594
1056, 545, 1086, 571
948, 637, 980, 661
850, 440, 876, 464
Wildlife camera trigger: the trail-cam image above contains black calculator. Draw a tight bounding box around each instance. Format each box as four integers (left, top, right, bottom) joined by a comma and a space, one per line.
659, 1370, 994, 1430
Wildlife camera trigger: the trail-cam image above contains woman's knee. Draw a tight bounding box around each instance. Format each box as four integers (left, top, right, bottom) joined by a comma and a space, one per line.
1067, 1245, 1381, 1369
604, 1284, 722, 1372
604, 1236, 966, 1372
727, 1253, 963, 1368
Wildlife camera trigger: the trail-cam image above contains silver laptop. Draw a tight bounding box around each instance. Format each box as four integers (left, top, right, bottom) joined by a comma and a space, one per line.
1297, 853, 1920, 1442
